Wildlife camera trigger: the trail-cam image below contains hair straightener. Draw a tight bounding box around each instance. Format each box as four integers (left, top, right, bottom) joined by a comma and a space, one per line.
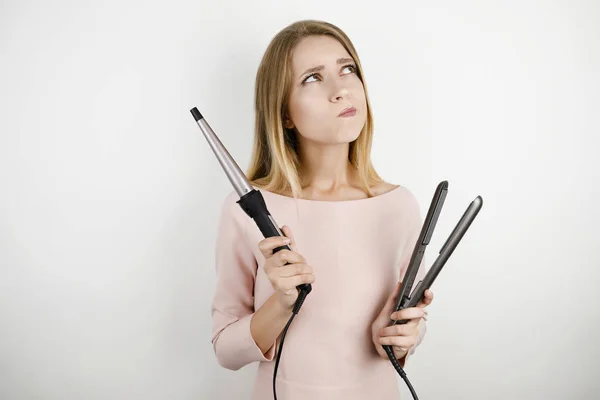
191, 107, 483, 400
383, 181, 483, 399
190, 108, 310, 400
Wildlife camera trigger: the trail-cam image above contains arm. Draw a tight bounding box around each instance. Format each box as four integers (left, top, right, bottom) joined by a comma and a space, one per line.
210, 191, 287, 370
250, 292, 293, 354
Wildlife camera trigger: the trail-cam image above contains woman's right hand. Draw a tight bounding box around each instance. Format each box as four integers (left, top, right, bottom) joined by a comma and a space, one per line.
258, 225, 315, 310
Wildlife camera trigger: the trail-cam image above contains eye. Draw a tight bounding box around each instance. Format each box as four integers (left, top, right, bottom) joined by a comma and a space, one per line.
302, 73, 320, 84
342, 64, 357, 75
300, 64, 357, 85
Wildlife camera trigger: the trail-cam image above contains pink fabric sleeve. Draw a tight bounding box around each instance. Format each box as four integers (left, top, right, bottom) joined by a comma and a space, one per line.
397, 191, 429, 368
210, 192, 277, 371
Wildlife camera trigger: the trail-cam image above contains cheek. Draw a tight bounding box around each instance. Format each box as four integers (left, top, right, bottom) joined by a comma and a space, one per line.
290, 90, 329, 125
351, 80, 367, 105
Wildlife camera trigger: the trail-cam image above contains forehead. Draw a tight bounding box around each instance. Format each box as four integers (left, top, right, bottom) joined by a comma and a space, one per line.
290, 35, 352, 72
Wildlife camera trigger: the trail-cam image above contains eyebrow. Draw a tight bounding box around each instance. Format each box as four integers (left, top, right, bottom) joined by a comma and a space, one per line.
299, 57, 356, 79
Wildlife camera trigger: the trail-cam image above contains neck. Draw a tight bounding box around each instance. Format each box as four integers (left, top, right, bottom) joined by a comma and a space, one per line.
297, 142, 357, 194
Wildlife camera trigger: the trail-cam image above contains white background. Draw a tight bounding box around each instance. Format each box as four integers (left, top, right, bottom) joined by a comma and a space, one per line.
1, 0, 599, 399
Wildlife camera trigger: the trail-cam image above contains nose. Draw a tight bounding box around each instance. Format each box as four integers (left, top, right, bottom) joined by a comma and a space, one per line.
330, 85, 349, 102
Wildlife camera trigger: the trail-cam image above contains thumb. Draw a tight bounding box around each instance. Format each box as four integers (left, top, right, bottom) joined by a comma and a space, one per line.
280, 225, 298, 253
381, 281, 402, 316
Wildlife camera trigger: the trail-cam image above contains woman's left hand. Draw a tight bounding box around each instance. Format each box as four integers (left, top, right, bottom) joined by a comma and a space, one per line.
371, 281, 434, 360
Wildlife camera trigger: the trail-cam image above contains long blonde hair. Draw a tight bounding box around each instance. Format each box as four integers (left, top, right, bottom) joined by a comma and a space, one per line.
246, 19, 383, 199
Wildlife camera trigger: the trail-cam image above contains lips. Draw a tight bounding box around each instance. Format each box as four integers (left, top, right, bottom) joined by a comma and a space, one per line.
338, 106, 357, 117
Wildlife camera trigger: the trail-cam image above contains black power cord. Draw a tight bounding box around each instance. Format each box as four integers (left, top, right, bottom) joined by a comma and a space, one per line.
383, 344, 419, 400
272, 287, 310, 400
271, 292, 420, 400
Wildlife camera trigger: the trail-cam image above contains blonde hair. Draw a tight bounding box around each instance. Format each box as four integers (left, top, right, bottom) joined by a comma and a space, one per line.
246, 19, 383, 199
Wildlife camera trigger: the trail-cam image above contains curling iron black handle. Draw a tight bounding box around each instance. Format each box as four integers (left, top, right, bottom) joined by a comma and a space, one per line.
236, 189, 312, 295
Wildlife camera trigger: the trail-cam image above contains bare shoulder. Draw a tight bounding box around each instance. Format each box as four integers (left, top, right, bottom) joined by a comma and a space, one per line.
370, 181, 401, 197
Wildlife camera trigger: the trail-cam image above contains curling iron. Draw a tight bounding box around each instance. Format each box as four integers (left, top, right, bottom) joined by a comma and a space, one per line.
190, 107, 310, 400
384, 181, 483, 399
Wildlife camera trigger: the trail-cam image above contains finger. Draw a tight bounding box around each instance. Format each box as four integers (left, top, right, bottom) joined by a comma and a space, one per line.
379, 335, 415, 349
377, 283, 400, 320
383, 281, 402, 312
379, 324, 418, 338
274, 249, 305, 267
278, 263, 313, 278
393, 345, 408, 356
417, 289, 434, 308
280, 225, 299, 253
280, 273, 315, 290
263, 249, 305, 268
391, 307, 425, 321
258, 236, 292, 258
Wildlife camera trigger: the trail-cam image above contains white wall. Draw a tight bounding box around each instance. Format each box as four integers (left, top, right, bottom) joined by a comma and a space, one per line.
1, 0, 598, 399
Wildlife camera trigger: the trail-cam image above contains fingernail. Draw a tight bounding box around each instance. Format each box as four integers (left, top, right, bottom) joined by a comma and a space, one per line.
283, 238, 291, 243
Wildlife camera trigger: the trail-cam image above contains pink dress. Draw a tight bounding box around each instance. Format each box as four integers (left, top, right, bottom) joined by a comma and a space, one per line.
211, 185, 428, 399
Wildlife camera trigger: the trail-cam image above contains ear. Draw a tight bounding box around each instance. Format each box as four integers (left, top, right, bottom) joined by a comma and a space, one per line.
283, 111, 294, 129
284, 117, 294, 129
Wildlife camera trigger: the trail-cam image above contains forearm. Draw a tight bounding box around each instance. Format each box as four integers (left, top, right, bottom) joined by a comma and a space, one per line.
250, 292, 293, 354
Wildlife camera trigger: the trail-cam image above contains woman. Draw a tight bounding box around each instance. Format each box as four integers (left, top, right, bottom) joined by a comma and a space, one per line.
210, 19, 433, 399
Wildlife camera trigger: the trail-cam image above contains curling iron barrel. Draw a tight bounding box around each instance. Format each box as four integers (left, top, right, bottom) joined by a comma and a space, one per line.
190, 107, 312, 301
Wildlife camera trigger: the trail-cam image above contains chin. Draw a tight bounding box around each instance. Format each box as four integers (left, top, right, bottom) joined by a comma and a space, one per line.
304, 125, 363, 145
337, 129, 362, 143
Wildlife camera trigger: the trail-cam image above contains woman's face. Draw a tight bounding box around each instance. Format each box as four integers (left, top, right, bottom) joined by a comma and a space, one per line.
285, 35, 367, 146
